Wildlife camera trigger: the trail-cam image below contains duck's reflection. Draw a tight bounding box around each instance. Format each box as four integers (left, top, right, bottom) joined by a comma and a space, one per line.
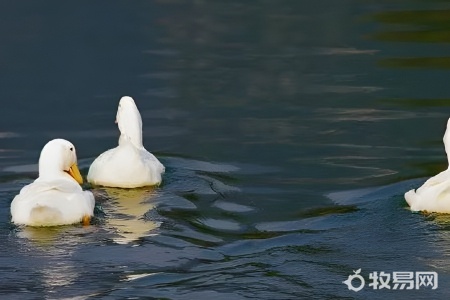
15, 226, 85, 293
16, 225, 66, 243
99, 187, 160, 244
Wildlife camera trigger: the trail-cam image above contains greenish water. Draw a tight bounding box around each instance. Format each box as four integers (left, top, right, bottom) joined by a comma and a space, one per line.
1, 1, 450, 299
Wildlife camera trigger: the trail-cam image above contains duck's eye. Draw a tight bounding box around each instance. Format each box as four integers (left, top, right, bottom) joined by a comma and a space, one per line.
70, 147, 73, 151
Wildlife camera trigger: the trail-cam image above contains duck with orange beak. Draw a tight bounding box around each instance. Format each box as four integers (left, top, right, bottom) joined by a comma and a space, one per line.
10, 139, 95, 226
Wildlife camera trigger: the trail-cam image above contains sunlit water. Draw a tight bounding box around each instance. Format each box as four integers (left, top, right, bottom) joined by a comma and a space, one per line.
1, 1, 450, 299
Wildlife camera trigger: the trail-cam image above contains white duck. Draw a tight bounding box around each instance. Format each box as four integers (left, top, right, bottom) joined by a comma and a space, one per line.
11, 139, 95, 226
405, 118, 450, 213
87, 96, 165, 188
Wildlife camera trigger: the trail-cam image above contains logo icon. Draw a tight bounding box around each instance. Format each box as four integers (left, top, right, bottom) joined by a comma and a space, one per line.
343, 268, 365, 292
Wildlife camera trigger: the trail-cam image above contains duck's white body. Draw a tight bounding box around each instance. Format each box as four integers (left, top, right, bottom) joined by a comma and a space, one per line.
87, 96, 165, 188
405, 118, 450, 213
11, 139, 95, 226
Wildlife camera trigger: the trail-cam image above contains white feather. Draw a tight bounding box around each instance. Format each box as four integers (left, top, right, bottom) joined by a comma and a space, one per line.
87, 96, 165, 188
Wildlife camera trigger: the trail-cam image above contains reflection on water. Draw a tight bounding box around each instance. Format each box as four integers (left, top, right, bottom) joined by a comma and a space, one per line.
371, 8, 450, 43
13, 226, 89, 295
379, 57, 450, 69
16, 225, 74, 243
371, 6, 450, 70
97, 187, 160, 245
2, 0, 450, 299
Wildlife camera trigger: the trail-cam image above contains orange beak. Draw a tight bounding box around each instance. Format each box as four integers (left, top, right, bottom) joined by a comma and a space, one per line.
67, 163, 83, 184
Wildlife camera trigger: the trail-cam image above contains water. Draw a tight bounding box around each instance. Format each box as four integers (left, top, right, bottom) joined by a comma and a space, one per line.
1, 0, 450, 299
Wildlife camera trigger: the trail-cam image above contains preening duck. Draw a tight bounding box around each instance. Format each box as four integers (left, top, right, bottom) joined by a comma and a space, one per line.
87, 96, 165, 188
11, 139, 95, 226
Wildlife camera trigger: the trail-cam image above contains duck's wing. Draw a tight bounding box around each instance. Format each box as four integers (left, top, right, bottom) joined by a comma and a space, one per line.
419, 169, 450, 190
142, 149, 165, 173
20, 178, 81, 198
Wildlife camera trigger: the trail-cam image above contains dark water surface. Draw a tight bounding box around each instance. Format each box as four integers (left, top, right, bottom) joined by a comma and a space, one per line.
1, 1, 450, 299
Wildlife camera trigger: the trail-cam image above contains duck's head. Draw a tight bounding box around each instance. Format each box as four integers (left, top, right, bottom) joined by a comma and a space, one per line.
115, 96, 143, 148
38, 139, 83, 184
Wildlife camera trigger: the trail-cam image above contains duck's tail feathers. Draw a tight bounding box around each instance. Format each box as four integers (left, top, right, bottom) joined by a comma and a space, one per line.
29, 205, 63, 226
404, 189, 418, 211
